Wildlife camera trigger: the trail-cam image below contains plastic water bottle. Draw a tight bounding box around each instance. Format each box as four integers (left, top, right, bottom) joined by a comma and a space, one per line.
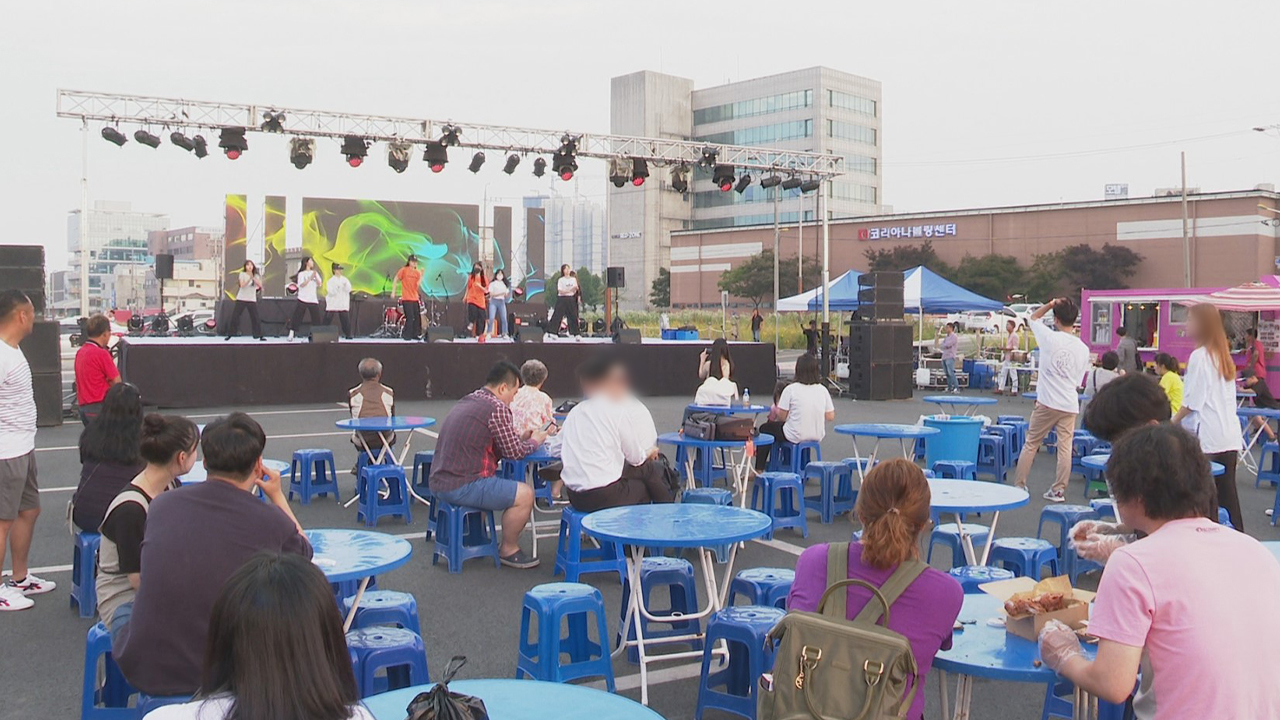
742, 388, 751, 407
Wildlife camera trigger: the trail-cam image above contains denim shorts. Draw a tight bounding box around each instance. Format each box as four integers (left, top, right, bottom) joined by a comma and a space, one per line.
108, 600, 133, 646
435, 476, 519, 511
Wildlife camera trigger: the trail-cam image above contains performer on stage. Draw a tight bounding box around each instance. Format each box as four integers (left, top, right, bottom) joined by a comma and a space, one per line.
488, 269, 510, 338
547, 264, 580, 337
323, 263, 353, 339
224, 260, 264, 341
287, 257, 323, 341
393, 254, 424, 341
465, 262, 488, 338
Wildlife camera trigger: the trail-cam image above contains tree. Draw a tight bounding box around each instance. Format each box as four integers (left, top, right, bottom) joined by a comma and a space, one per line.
1021, 243, 1143, 301
950, 254, 1025, 303
649, 267, 670, 307
576, 267, 605, 310
778, 255, 823, 298
718, 250, 776, 308
864, 240, 951, 275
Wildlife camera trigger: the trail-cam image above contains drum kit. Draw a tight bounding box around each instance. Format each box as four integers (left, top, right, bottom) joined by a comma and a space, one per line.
371, 304, 407, 338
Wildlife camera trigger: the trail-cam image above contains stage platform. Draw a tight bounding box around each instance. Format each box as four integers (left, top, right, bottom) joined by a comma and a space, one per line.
118, 335, 779, 408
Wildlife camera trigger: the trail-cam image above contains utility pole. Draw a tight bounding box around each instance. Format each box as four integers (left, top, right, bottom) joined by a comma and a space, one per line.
772, 186, 780, 348
820, 183, 831, 381
79, 118, 89, 317
1180, 152, 1191, 288
797, 198, 804, 294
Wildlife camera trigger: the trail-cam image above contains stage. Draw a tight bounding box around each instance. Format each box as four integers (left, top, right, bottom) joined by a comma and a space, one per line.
117, 336, 779, 408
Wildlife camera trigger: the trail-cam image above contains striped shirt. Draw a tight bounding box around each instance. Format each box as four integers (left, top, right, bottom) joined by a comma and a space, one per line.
0, 340, 36, 460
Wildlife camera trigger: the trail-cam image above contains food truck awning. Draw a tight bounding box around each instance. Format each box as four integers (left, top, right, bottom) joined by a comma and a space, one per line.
1183, 282, 1280, 312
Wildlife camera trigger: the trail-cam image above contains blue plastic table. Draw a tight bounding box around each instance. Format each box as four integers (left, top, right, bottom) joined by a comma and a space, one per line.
1238, 406, 1280, 475
934, 593, 1099, 719
929, 479, 1029, 566
834, 423, 940, 481
306, 528, 413, 630
1264, 541, 1280, 566
179, 458, 289, 484
362, 679, 663, 720
656, 431, 773, 504
1081, 453, 1224, 477
923, 394, 999, 416
501, 445, 561, 560
582, 504, 773, 705
1239, 388, 1258, 407
1022, 391, 1091, 407
686, 403, 770, 416
335, 416, 436, 506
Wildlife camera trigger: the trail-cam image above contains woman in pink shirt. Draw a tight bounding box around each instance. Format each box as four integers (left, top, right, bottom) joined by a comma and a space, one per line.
1039, 424, 1280, 718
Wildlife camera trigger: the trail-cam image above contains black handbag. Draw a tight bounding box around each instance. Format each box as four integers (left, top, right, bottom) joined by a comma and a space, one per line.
683, 411, 717, 440
714, 415, 754, 441
404, 657, 488, 720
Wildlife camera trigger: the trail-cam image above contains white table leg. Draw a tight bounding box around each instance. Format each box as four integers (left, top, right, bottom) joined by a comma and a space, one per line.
343, 576, 370, 632
1240, 420, 1267, 476
954, 512, 977, 566
343, 432, 397, 508
939, 670, 950, 719
955, 674, 972, 720
979, 511, 1001, 567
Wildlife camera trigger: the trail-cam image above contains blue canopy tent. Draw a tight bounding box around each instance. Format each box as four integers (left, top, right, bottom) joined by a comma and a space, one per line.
775, 269, 863, 311
902, 266, 1004, 314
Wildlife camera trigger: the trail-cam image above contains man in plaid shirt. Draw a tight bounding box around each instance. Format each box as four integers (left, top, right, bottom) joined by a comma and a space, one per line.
430, 361, 549, 568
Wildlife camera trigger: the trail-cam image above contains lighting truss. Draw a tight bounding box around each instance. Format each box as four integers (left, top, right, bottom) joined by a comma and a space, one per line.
56, 89, 845, 177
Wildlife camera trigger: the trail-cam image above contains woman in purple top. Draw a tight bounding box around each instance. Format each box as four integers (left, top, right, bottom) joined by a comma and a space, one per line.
787, 458, 963, 720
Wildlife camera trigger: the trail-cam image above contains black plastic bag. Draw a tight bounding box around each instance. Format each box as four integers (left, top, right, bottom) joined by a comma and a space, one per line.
404, 657, 488, 720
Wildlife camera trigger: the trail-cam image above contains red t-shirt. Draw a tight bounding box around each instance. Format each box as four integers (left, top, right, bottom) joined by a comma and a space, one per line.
75, 340, 118, 405
395, 266, 423, 303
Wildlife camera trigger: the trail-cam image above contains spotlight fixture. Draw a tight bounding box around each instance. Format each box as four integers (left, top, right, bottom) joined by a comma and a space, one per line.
289, 137, 315, 169
800, 178, 822, 193
260, 111, 286, 133
631, 158, 649, 186
468, 151, 486, 173
559, 134, 580, 153
101, 127, 128, 146
503, 153, 520, 175
218, 128, 248, 159
781, 176, 802, 191
608, 158, 631, 188
700, 146, 718, 166
440, 124, 462, 147
712, 164, 735, 192
735, 174, 752, 194
192, 135, 208, 158
341, 135, 369, 167
552, 149, 577, 181
760, 174, 782, 189
169, 131, 195, 152
670, 165, 690, 193
387, 141, 412, 173
532, 157, 547, 178
423, 141, 448, 172
133, 130, 161, 148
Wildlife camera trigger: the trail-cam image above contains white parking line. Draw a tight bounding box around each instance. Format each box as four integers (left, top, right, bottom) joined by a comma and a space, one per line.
36, 429, 373, 454
186, 408, 348, 419
38, 486, 76, 493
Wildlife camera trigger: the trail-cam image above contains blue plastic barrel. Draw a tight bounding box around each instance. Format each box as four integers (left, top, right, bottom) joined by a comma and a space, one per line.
923, 415, 983, 467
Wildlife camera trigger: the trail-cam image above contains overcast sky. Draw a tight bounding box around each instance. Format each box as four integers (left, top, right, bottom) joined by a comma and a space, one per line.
5, 0, 1279, 271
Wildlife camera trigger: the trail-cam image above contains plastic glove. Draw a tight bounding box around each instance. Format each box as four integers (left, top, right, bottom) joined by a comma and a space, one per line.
1067, 519, 1123, 542
1038, 619, 1085, 672
1072, 532, 1132, 563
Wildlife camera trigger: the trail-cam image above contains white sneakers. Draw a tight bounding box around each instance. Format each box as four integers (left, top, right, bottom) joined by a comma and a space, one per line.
1043, 489, 1066, 503
0, 574, 57, 611
11, 573, 56, 596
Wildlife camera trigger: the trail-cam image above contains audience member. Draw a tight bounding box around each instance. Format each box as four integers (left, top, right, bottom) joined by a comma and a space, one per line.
223, 260, 264, 341
788, 459, 963, 720
695, 338, 738, 405
115, 412, 310, 696
1172, 304, 1243, 530
323, 263, 353, 339
0, 289, 53, 611
1039, 424, 1280, 718
143, 552, 374, 720
1011, 298, 1090, 502
559, 353, 672, 511
1241, 369, 1279, 442
767, 380, 791, 422
97, 414, 198, 640
1245, 326, 1267, 380
1153, 352, 1183, 413
71, 383, 146, 532
1082, 351, 1120, 399
1081, 373, 1171, 444
511, 360, 555, 436
347, 358, 395, 465
429, 361, 547, 569
934, 322, 961, 393
74, 313, 122, 424
995, 319, 1022, 395
756, 353, 834, 470
1114, 325, 1139, 374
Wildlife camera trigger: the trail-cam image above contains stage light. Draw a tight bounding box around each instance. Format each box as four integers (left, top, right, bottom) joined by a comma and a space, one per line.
133, 130, 161, 148
712, 164, 735, 192
192, 135, 208, 158
219, 128, 248, 159
169, 131, 195, 152
423, 141, 448, 172
101, 127, 127, 146
781, 176, 802, 191
670, 165, 690, 193
735, 174, 752, 194
289, 137, 315, 169
800, 178, 822, 193
440, 124, 461, 147
341, 135, 369, 167
387, 141, 412, 173
631, 158, 649, 186
609, 158, 631, 188
260, 110, 285, 133
700, 146, 718, 166
503, 153, 520, 174
760, 174, 782, 189
532, 157, 547, 177
468, 151, 486, 173
552, 149, 577, 181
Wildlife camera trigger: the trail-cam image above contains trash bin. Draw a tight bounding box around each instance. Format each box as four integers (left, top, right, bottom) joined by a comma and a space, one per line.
923, 415, 983, 467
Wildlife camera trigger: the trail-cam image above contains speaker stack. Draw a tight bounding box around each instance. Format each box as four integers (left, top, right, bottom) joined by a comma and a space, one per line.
1, 245, 61, 426
848, 271, 912, 401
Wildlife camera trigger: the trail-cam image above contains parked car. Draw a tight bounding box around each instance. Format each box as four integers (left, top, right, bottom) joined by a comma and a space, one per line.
953, 310, 1015, 334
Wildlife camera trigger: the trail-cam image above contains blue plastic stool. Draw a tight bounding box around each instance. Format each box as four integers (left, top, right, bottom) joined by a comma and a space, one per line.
1217, 506, 1234, 529
932, 460, 977, 480
620, 556, 702, 662
82, 622, 135, 719
696, 606, 788, 720
517, 583, 616, 690
431, 501, 501, 573
137, 694, 193, 715
770, 440, 821, 475
948, 565, 1015, 593
727, 568, 795, 609
977, 435, 1010, 483
71, 531, 100, 618
928, 523, 990, 569
1089, 498, 1116, 520
289, 448, 341, 505
333, 576, 378, 605
802, 461, 856, 524
1042, 680, 1132, 720
347, 627, 430, 698
554, 506, 626, 583
357, 464, 413, 527
680, 489, 733, 562
1037, 504, 1099, 579
840, 456, 876, 477
411, 452, 437, 538
988, 537, 1060, 580
1070, 434, 1100, 480
342, 590, 422, 635
1258, 441, 1280, 487
749, 472, 808, 539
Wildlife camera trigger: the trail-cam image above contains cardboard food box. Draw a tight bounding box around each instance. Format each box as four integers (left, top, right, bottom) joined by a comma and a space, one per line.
978, 575, 1095, 642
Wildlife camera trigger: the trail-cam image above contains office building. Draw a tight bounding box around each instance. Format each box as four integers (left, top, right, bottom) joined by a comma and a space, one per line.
523, 195, 607, 276
609, 67, 882, 306
147, 226, 223, 261
66, 200, 169, 312
108, 258, 218, 313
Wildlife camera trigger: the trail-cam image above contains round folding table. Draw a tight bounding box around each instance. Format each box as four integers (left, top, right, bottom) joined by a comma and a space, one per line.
335, 415, 436, 506
179, 458, 289, 484
500, 445, 561, 559
923, 395, 999, 417
581, 504, 772, 706
306, 528, 413, 631
1238, 406, 1280, 476
834, 423, 939, 481
1081, 453, 1224, 477
1022, 391, 1090, 409
928, 479, 1029, 565
656, 431, 773, 505
1264, 541, 1280, 566
362, 678, 663, 720
686, 403, 770, 416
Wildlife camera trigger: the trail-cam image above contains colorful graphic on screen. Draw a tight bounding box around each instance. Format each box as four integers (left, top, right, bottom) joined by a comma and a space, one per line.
223, 195, 247, 299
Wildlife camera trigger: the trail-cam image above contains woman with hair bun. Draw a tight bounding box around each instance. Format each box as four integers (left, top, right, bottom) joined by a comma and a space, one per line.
786, 458, 962, 720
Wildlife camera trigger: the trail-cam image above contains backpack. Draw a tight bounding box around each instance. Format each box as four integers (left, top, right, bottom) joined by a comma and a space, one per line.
759, 542, 926, 720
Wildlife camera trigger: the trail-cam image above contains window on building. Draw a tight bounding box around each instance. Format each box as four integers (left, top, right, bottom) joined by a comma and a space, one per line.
827, 120, 876, 145
696, 119, 813, 147
844, 154, 877, 175
693, 89, 813, 125
827, 182, 877, 204
827, 90, 877, 117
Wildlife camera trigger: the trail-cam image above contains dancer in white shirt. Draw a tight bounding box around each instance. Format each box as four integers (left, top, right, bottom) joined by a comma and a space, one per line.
323, 263, 353, 339
287, 257, 324, 341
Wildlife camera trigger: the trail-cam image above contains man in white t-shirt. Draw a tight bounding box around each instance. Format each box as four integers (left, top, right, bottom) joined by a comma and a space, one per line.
1012, 297, 1091, 502
0, 290, 55, 611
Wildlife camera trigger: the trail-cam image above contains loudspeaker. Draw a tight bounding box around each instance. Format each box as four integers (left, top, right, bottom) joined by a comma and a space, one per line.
0, 267, 44, 290
606, 266, 626, 289
518, 326, 545, 343
857, 271, 904, 290
614, 328, 642, 344
0, 245, 45, 268
19, 321, 60, 374
426, 327, 454, 343
155, 253, 175, 280
848, 321, 912, 364
31, 372, 62, 428
848, 360, 914, 401
22, 290, 46, 316
309, 325, 340, 344
855, 286, 905, 321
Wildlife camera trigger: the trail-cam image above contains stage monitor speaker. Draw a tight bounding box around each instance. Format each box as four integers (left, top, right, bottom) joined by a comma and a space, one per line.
857, 271, 904, 290
0, 267, 44, 290
426, 327, 454, 343
23, 289, 46, 317
155, 253, 174, 280
19, 321, 60, 374
855, 287, 905, 321
0, 245, 45, 268
31, 372, 62, 427
310, 325, 340, 344
606, 266, 626, 288
614, 328, 642, 344
519, 326, 545, 343
848, 361, 913, 401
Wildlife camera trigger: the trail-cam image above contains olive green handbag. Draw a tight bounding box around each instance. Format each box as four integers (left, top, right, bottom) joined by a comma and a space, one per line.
759, 542, 926, 720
